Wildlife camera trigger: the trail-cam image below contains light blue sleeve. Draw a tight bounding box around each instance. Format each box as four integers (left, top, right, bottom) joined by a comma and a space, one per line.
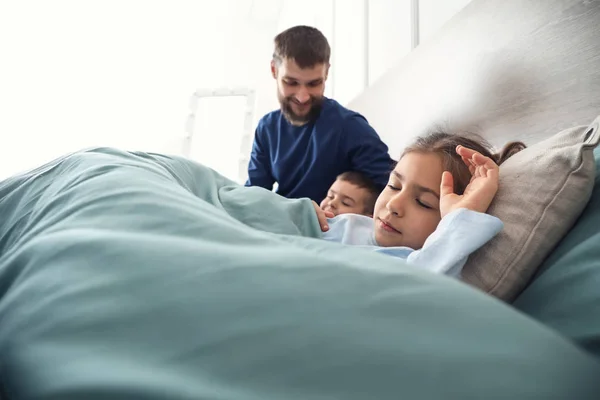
378, 208, 503, 277
322, 213, 378, 246
323, 209, 502, 278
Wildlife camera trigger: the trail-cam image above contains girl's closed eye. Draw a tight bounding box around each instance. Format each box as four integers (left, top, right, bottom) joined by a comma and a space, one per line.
416, 199, 433, 209
387, 184, 400, 191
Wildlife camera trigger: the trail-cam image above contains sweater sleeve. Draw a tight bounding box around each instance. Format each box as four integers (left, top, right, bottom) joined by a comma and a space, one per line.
343, 115, 395, 189
245, 123, 275, 190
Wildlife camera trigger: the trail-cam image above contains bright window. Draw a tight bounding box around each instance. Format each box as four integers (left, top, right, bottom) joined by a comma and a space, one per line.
187, 94, 253, 183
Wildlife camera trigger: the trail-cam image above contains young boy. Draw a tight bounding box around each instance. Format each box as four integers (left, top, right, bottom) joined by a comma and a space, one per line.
319, 171, 380, 217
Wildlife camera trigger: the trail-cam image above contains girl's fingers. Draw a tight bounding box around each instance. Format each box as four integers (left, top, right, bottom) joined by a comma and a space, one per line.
458, 146, 491, 170
472, 152, 494, 167
457, 145, 499, 178
456, 145, 478, 159
461, 156, 475, 174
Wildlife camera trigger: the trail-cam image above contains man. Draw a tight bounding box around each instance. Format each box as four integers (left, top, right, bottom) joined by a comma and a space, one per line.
245, 25, 394, 203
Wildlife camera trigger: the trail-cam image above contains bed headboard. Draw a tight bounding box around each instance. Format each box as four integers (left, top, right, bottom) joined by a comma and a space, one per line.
348, 0, 600, 157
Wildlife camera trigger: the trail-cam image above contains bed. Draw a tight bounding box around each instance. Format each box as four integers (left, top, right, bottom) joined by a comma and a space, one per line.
1, 1, 600, 399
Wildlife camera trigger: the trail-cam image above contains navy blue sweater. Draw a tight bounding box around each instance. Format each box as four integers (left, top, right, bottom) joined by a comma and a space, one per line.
245, 98, 394, 203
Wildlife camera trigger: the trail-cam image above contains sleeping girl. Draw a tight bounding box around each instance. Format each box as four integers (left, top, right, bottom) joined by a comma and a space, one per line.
312, 132, 525, 277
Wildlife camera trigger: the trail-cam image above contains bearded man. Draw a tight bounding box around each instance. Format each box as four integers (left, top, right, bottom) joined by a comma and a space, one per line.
245, 25, 393, 203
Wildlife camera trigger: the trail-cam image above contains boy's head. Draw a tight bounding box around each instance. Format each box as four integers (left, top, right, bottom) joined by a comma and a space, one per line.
320, 171, 379, 217
373, 131, 525, 249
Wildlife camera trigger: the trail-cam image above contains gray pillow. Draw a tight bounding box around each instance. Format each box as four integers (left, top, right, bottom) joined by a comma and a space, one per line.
461, 115, 600, 301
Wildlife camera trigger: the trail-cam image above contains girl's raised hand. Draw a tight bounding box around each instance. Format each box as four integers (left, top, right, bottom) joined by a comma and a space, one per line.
439, 145, 499, 218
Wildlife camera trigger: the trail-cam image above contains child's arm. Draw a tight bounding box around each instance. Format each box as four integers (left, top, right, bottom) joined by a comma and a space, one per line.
399, 208, 502, 277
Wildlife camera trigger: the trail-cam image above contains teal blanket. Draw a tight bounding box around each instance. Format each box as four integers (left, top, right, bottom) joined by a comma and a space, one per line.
0, 147, 598, 399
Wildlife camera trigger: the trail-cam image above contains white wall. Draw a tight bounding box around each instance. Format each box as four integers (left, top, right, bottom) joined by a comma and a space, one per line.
330, 0, 474, 105
368, 0, 412, 85
0, 0, 255, 179
0, 0, 351, 181
347, 0, 474, 158
0, 0, 472, 181
419, 0, 474, 43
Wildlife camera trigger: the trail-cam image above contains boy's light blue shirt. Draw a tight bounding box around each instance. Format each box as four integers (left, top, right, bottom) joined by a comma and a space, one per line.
322, 208, 503, 278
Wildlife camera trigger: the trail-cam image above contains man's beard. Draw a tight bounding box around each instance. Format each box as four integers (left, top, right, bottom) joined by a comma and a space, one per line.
278, 94, 324, 125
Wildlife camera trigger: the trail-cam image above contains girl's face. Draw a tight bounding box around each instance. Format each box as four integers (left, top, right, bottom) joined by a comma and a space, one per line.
373, 152, 443, 249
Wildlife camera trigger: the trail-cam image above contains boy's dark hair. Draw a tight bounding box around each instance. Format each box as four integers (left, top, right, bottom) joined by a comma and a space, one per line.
337, 171, 380, 214
402, 131, 526, 195
273, 25, 331, 68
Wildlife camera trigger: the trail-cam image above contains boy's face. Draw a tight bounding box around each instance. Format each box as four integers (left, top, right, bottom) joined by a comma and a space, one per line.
320, 179, 372, 217
373, 152, 443, 249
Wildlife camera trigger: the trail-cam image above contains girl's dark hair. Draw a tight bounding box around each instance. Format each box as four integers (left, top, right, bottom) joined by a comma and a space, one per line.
401, 131, 526, 195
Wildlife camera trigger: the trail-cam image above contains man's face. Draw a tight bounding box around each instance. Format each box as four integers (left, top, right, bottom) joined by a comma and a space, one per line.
271, 58, 328, 125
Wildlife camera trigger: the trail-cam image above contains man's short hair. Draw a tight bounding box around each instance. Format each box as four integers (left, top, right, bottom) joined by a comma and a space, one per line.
337, 171, 381, 214
273, 25, 331, 68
